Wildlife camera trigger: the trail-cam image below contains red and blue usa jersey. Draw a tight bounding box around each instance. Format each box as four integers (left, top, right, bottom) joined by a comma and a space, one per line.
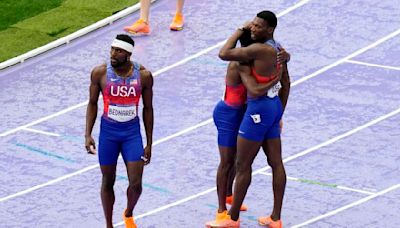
102, 62, 142, 122
264, 39, 282, 98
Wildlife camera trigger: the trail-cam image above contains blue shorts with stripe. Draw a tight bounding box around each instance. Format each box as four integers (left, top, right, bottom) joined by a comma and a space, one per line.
238, 96, 283, 142
213, 100, 246, 147
98, 116, 144, 165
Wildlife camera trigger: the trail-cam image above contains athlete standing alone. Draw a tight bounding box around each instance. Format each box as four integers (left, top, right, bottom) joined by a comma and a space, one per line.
85, 34, 154, 228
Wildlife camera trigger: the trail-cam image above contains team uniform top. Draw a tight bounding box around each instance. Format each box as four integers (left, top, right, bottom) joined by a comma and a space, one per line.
223, 82, 247, 107
102, 62, 142, 123
250, 39, 283, 99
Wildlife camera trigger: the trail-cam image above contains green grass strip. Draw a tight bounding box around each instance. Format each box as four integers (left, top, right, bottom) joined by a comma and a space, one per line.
0, 0, 138, 62
12, 6, 111, 38
298, 178, 338, 188
0, 28, 55, 61
0, 0, 64, 31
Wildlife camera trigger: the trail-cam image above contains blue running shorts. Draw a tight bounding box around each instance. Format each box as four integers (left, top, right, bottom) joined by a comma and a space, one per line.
98, 116, 144, 165
213, 100, 246, 147
238, 96, 283, 142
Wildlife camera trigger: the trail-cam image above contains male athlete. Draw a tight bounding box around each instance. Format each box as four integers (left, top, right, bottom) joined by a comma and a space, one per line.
208, 28, 290, 226
85, 34, 153, 228
207, 11, 290, 228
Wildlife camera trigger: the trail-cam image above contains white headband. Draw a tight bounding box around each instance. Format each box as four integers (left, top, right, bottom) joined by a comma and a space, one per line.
111, 39, 134, 53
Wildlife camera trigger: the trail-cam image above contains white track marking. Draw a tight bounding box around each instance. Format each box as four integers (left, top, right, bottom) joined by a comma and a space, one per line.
345, 59, 400, 71
22, 128, 61, 137
253, 107, 400, 175
291, 183, 400, 227
292, 28, 400, 86
0, 118, 213, 203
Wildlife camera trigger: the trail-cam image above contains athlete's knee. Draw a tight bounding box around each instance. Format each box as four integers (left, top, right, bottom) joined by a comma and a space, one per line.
129, 178, 142, 193
235, 159, 251, 174
269, 159, 284, 170
219, 159, 234, 173
101, 175, 116, 191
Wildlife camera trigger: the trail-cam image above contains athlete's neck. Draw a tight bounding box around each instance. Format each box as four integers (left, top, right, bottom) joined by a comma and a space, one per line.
260, 35, 274, 43
113, 61, 132, 78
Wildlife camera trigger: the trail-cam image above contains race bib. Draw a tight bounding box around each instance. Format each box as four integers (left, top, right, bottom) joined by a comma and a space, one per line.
108, 105, 137, 122
267, 81, 282, 98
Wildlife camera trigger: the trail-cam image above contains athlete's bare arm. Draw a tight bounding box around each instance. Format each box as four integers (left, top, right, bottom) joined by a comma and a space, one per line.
237, 63, 282, 97
219, 30, 277, 75
279, 62, 290, 112
140, 69, 154, 165
84, 64, 105, 154
219, 29, 267, 62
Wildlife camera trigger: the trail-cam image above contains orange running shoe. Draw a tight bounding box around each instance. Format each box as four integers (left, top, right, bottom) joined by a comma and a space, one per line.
123, 209, 137, 228
226, 195, 248, 211
258, 216, 282, 228
215, 210, 229, 221
205, 210, 229, 227
124, 19, 150, 35
205, 215, 240, 228
169, 13, 184, 31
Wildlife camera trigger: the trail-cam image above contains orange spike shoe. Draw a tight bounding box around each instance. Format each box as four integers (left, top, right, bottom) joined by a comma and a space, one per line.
258, 216, 282, 228
123, 209, 137, 228
124, 19, 150, 35
169, 13, 184, 31
226, 195, 248, 211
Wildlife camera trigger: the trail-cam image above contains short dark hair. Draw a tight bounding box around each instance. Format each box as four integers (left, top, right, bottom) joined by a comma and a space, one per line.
257, 10, 277, 28
116, 34, 135, 47
239, 29, 254, 47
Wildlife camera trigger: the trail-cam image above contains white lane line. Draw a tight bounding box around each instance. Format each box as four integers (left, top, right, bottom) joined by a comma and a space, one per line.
291, 183, 400, 227
137, 187, 217, 219
0, 117, 212, 203
254, 107, 400, 175
345, 59, 400, 71
292, 28, 400, 86
154, 119, 213, 145
0, 102, 87, 137
153, 41, 226, 76
258, 171, 375, 195
0, 0, 312, 138
0, 164, 99, 203
22, 128, 61, 137
337, 186, 375, 195
276, 0, 311, 17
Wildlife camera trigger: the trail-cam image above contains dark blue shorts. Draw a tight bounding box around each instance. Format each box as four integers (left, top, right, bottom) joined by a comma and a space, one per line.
213, 100, 246, 147
238, 96, 283, 142
98, 117, 144, 165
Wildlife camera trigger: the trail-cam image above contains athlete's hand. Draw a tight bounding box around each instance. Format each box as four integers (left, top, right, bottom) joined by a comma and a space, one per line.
241, 21, 252, 31
272, 64, 283, 82
85, 135, 96, 155
142, 145, 152, 165
277, 47, 290, 64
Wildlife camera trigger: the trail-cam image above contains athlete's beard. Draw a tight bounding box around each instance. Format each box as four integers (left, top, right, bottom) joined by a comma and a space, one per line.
111, 58, 128, 68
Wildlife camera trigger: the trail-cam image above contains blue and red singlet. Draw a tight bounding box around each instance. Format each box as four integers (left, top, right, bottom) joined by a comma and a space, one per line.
98, 62, 144, 165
